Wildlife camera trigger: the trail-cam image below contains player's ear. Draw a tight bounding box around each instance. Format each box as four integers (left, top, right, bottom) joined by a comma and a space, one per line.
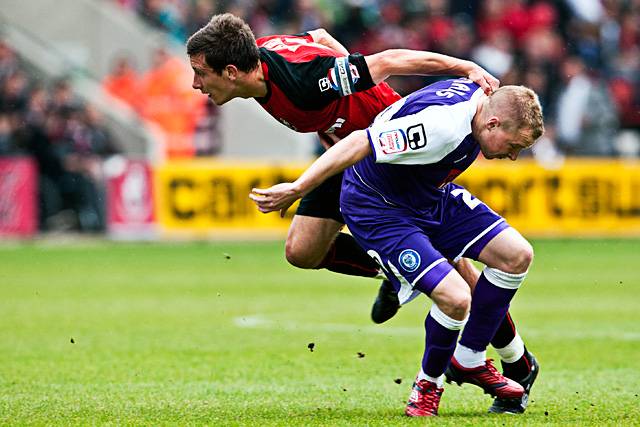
225, 65, 239, 80
487, 116, 500, 130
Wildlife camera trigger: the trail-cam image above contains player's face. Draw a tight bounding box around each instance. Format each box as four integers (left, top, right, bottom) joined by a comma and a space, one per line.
479, 122, 532, 161
190, 54, 235, 105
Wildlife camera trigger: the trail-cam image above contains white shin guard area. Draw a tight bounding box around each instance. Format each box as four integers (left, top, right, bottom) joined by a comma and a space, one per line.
483, 267, 527, 290
495, 333, 525, 363
430, 304, 467, 331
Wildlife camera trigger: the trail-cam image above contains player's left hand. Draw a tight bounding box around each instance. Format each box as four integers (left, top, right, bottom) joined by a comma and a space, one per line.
250, 183, 300, 217
468, 67, 500, 95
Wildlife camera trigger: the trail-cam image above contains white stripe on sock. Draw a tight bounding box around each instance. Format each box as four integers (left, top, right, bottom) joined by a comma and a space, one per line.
483, 267, 527, 290
430, 304, 467, 331
453, 343, 486, 368
417, 370, 444, 388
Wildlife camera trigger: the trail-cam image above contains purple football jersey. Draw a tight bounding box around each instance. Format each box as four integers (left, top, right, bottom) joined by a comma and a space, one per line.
343, 78, 483, 210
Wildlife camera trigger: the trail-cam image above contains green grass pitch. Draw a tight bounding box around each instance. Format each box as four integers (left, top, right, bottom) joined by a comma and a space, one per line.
1, 239, 639, 425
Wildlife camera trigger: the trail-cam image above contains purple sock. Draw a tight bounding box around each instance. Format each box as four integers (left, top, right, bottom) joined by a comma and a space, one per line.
422, 307, 464, 377
459, 269, 522, 352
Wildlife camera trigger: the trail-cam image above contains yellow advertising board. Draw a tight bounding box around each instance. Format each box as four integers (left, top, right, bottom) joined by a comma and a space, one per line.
456, 159, 640, 236
155, 159, 306, 238
155, 159, 640, 238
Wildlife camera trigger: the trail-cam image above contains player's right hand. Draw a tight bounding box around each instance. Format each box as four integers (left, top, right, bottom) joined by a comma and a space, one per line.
249, 183, 300, 217
468, 66, 500, 95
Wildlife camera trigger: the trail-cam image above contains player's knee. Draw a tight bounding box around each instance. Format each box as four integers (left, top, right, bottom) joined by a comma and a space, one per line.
285, 238, 322, 269
451, 290, 471, 320
440, 288, 471, 321
503, 242, 534, 274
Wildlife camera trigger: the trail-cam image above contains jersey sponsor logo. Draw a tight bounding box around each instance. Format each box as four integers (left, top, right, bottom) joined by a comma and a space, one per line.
378, 130, 407, 154
262, 37, 331, 53
399, 249, 421, 273
436, 78, 473, 98
407, 124, 427, 150
318, 77, 331, 92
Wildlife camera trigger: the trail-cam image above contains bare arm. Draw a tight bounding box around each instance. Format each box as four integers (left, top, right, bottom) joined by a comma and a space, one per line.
309, 29, 498, 94
365, 49, 499, 94
250, 130, 371, 216
307, 28, 350, 56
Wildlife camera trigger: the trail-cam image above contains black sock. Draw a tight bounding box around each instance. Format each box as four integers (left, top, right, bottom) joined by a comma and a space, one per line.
491, 311, 517, 349
502, 346, 533, 382
316, 232, 379, 277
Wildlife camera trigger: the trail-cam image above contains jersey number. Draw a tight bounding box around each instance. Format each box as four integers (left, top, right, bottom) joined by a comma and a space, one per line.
451, 188, 481, 209
263, 37, 332, 53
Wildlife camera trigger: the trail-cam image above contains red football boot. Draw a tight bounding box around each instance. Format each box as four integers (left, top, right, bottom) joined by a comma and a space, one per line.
405, 378, 444, 417
445, 358, 524, 399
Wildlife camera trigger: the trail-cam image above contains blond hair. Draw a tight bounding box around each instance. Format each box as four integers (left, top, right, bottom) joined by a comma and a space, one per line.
487, 85, 545, 146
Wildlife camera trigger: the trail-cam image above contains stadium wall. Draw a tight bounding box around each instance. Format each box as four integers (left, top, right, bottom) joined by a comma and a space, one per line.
154, 159, 640, 238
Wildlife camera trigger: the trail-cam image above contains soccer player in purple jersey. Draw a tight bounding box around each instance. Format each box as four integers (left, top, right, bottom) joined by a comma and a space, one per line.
250, 79, 544, 417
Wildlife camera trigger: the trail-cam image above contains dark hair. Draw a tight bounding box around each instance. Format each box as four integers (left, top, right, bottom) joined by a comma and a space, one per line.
186, 13, 260, 74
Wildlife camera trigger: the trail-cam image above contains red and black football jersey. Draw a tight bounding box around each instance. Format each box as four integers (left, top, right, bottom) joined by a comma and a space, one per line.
255, 34, 401, 142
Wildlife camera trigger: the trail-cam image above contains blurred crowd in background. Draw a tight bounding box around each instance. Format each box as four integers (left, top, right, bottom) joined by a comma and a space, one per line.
102, 47, 221, 158
1, 40, 118, 232
113, 0, 640, 159
2, 0, 640, 232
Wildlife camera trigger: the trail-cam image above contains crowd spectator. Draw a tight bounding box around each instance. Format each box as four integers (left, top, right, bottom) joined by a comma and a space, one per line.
555, 56, 619, 156
102, 48, 220, 157
0, 40, 119, 232
102, 56, 140, 108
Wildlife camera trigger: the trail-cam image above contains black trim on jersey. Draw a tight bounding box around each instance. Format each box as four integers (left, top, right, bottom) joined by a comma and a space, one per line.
256, 48, 375, 111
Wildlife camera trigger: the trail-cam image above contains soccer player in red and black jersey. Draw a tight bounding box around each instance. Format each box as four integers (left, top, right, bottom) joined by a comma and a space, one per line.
187, 14, 537, 414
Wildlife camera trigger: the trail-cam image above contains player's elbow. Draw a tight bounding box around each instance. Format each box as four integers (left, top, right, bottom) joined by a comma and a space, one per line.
310, 28, 329, 43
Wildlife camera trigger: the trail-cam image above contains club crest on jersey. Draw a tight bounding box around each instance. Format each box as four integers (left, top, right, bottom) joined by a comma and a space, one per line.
378, 130, 407, 154
399, 249, 421, 273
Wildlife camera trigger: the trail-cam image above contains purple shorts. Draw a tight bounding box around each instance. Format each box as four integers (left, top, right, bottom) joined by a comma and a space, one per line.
341, 183, 509, 304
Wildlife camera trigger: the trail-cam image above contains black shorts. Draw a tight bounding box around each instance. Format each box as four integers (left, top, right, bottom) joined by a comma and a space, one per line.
295, 172, 344, 223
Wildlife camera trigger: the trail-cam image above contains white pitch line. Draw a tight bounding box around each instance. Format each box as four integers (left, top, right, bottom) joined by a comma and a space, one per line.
233, 315, 640, 341
233, 315, 420, 335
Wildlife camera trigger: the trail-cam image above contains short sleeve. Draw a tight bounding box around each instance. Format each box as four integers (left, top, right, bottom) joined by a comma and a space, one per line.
367, 102, 475, 165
